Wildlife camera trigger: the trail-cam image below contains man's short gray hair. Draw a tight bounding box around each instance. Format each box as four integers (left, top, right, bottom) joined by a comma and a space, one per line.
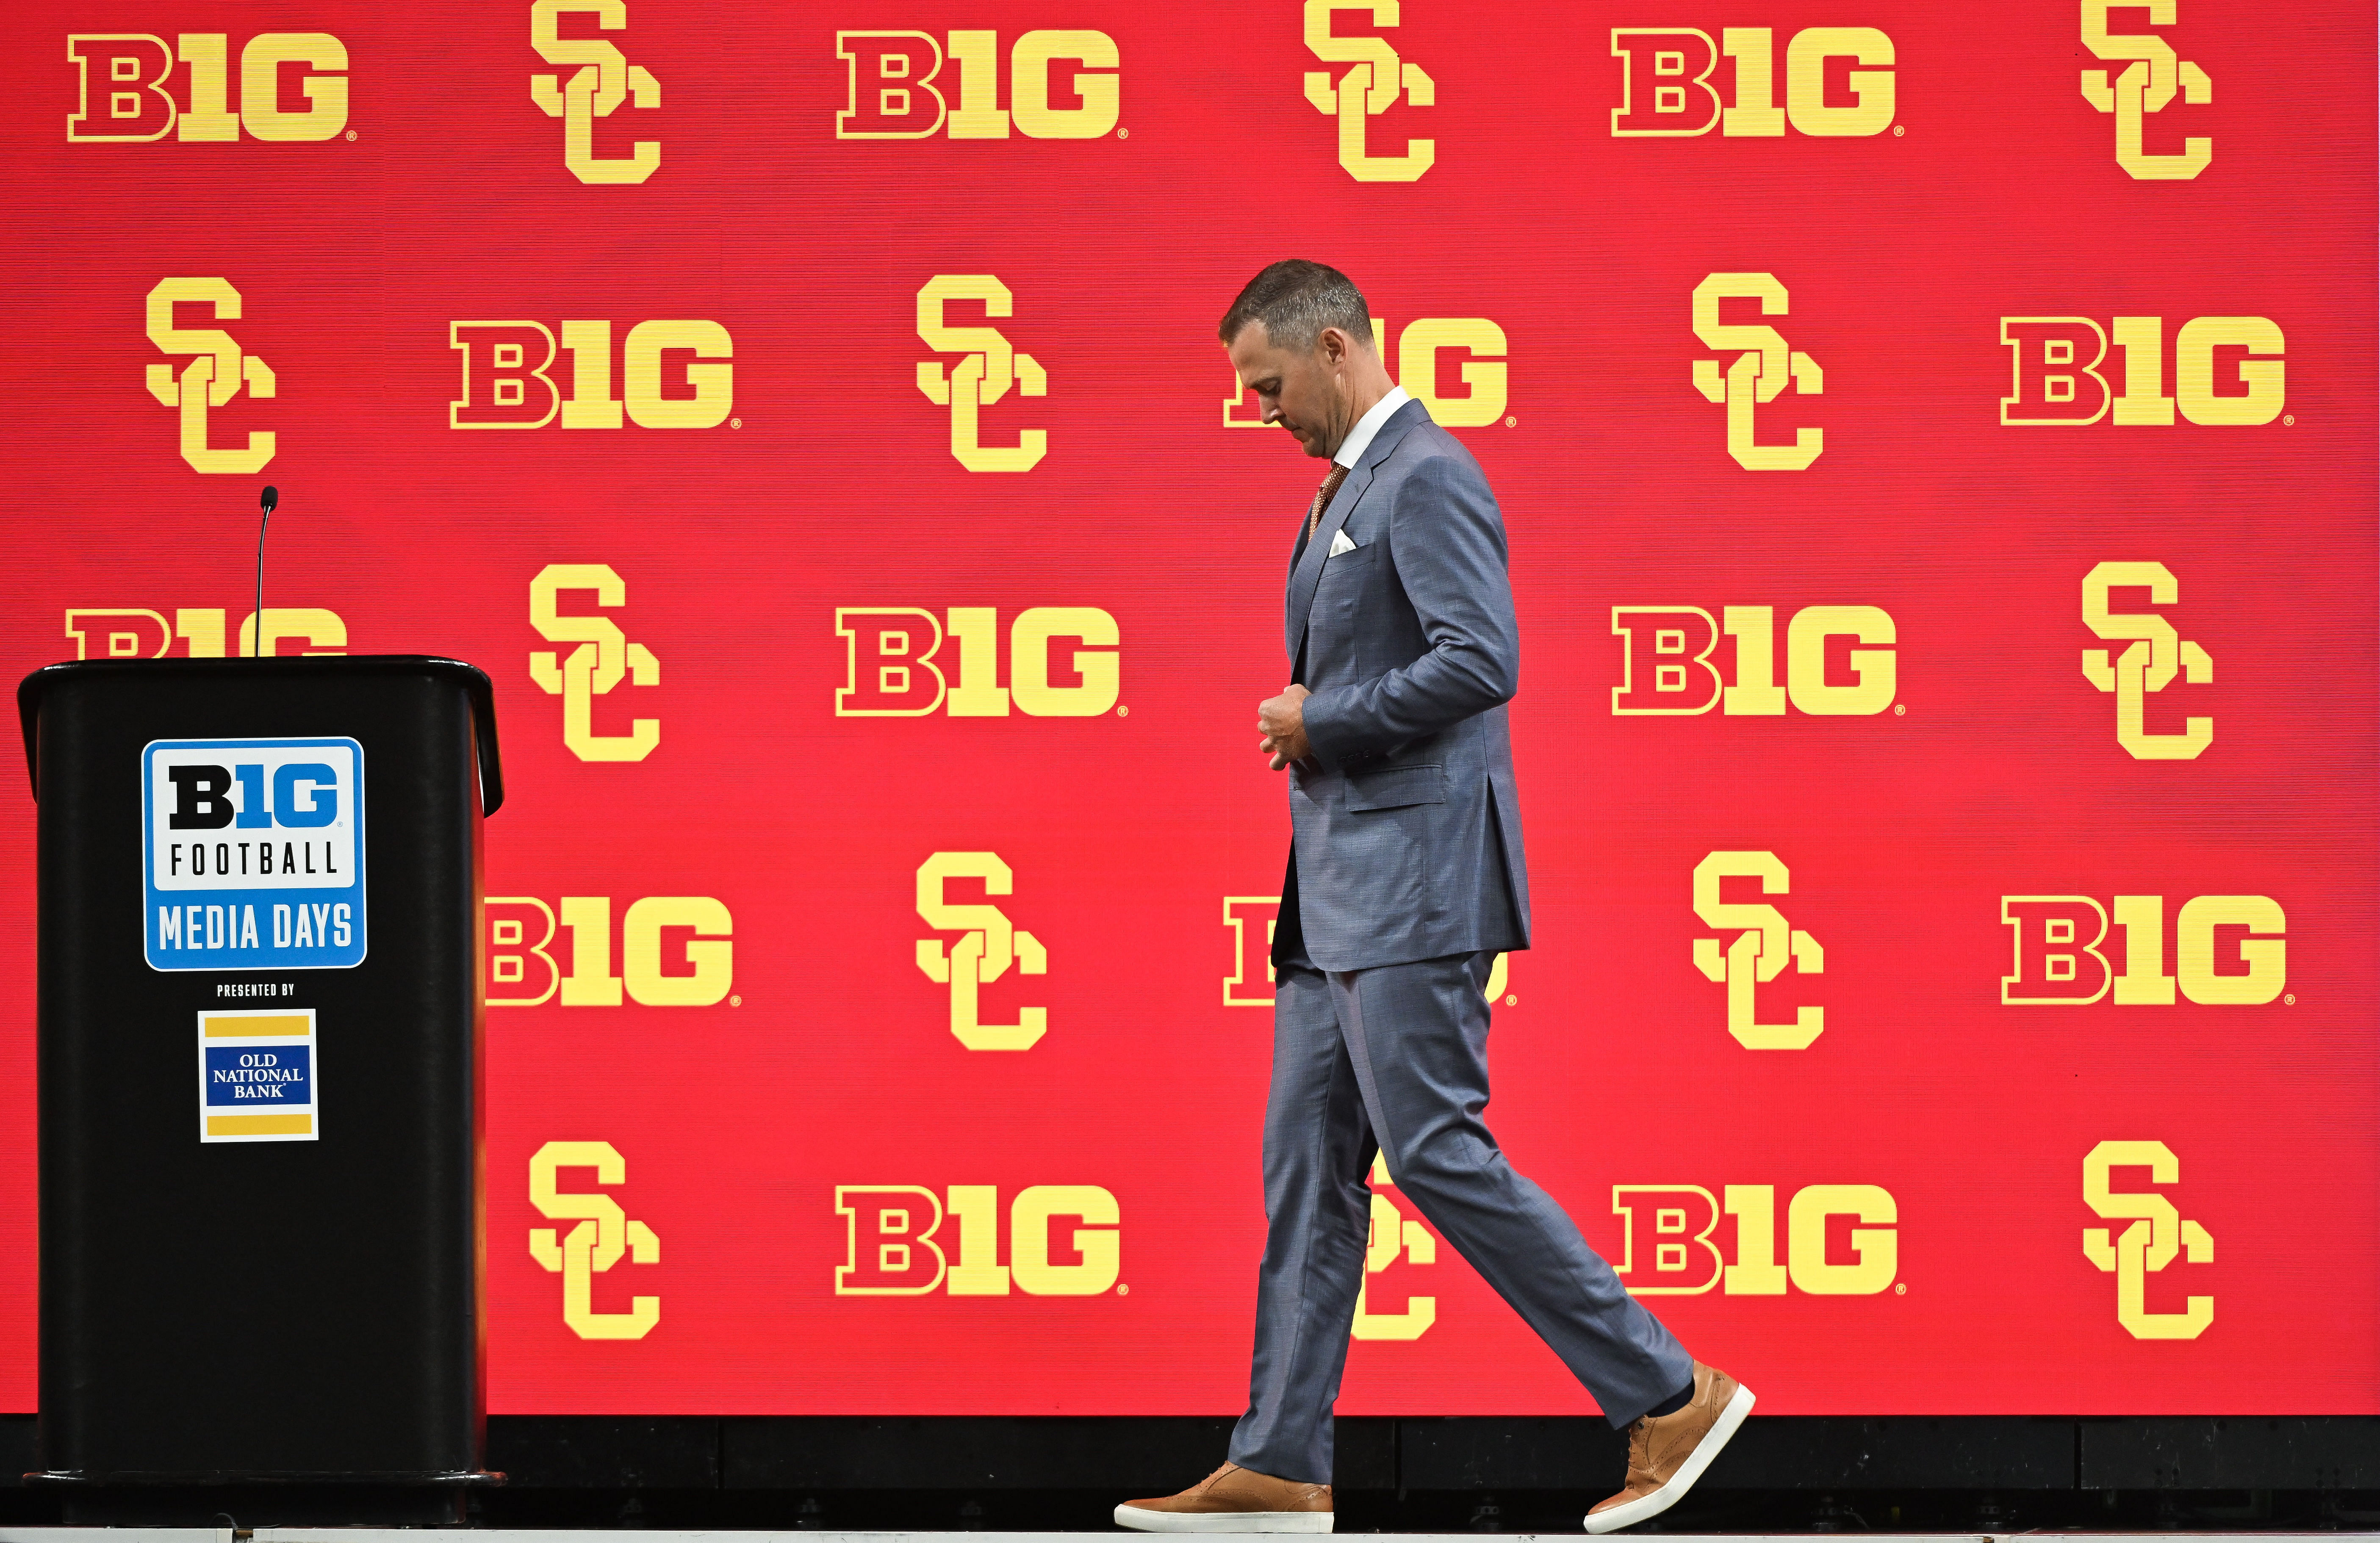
1218, 260, 1374, 352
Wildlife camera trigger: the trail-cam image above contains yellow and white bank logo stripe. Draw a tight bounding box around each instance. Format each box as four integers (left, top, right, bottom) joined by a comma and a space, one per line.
197, 1008, 318, 1141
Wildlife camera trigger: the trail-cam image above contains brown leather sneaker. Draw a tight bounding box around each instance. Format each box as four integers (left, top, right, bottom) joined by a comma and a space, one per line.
1114, 1461, 1334, 1533
1584, 1362, 1755, 1533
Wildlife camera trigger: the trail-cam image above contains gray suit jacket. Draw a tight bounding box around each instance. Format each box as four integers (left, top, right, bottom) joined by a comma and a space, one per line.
1279, 398, 1532, 972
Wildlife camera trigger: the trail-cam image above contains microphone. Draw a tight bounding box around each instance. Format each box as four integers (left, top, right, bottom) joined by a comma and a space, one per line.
254, 486, 278, 658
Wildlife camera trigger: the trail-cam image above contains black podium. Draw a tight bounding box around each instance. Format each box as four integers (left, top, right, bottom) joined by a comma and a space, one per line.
17, 656, 503, 1524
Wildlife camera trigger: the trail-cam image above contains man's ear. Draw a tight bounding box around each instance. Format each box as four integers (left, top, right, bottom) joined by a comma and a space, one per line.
1318, 326, 1350, 367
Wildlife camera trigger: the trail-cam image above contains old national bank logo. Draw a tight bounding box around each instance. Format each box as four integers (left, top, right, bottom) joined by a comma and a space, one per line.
835, 28, 1118, 139
2000, 892, 2283, 1007
529, 1141, 661, 1339
1999, 315, 2282, 428
917, 852, 1048, 1050
529, 565, 661, 762
1611, 604, 1894, 717
1610, 25, 1893, 137
2079, 562, 2211, 760
1614, 1182, 1896, 1296
1227, 315, 1505, 429
1303, 0, 1434, 182
835, 1183, 1119, 1296
451, 318, 732, 430
1691, 852, 1822, 1049
2079, 0, 2209, 180
68, 31, 347, 142
2083, 1141, 2211, 1339
531, 0, 659, 184
1692, 274, 1821, 470
917, 277, 1046, 471
147, 278, 276, 474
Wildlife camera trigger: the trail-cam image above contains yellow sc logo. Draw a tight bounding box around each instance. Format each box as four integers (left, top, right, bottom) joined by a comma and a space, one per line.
2079, 0, 2209, 180
916, 852, 1048, 1050
529, 565, 661, 762
1302, 0, 1434, 182
1353, 1152, 1439, 1340
1691, 274, 1821, 470
917, 277, 1046, 472
146, 278, 276, 474
530, 1140, 660, 1339
531, 0, 659, 183
1692, 851, 1823, 1049
2081, 562, 2211, 760
2083, 1140, 2212, 1338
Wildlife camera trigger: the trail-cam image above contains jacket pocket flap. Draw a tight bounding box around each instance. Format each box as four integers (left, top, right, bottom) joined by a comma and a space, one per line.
1345, 765, 1446, 811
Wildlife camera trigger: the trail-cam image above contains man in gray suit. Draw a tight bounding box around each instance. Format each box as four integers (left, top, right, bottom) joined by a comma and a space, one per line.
1117, 262, 1752, 1536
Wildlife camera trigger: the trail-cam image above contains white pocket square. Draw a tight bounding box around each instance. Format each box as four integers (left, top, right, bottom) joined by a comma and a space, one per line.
1328, 529, 1358, 556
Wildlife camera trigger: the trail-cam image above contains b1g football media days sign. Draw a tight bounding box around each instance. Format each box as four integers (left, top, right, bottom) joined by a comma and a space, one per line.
0, 0, 2370, 1419
143, 738, 365, 970
145, 736, 361, 1152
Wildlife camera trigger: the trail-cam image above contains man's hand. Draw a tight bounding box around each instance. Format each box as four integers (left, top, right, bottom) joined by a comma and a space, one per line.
1258, 684, 1313, 771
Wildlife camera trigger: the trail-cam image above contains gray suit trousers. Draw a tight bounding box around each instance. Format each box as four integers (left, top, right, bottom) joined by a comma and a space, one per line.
1227, 950, 1693, 1485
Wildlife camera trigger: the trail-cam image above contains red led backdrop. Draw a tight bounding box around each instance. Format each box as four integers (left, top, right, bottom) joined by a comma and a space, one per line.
0, 0, 2372, 1416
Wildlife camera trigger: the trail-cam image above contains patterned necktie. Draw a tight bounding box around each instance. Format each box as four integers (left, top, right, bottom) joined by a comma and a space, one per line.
1303, 463, 1351, 542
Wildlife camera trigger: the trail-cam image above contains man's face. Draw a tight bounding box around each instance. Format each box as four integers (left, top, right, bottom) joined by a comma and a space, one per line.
1227, 319, 1352, 460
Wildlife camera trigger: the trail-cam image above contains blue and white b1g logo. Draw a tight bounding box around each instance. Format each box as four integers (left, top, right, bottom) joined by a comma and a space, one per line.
143, 737, 366, 970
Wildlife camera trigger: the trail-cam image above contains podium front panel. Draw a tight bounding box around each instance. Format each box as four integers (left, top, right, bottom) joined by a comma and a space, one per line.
24, 656, 496, 1482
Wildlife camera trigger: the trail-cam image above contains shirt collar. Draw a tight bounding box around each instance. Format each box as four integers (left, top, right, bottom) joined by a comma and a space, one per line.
1332, 385, 1410, 471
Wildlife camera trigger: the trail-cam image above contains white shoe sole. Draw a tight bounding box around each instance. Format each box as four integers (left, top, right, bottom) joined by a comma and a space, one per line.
1113, 1503, 1334, 1533
1582, 1381, 1756, 1534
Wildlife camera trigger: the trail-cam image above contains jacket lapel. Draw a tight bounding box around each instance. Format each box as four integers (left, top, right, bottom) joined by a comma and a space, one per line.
1283, 399, 1430, 659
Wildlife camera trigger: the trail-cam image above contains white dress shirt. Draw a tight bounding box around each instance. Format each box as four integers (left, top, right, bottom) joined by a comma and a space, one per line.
1333, 384, 1410, 470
